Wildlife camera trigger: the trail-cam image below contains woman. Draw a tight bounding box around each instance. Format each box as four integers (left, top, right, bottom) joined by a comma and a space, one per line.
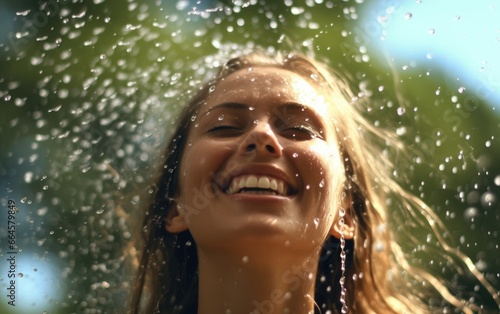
128, 51, 498, 313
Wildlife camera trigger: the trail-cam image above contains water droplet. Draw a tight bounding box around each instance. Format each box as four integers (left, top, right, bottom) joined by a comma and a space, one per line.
426, 234, 432, 243
18, 273, 23, 278
494, 175, 500, 186
292, 153, 299, 158
242, 256, 249, 263
313, 218, 320, 229
305, 185, 310, 190
248, 106, 255, 111
218, 115, 224, 121
475, 260, 487, 271
458, 86, 466, 93
374, 241, 384, 251
428, 28, 436, 35
16, 9, 31, 16
291, 7, 304, 15
464, 207, 478, 220
481, 192, 496, 207
404, 12, 412, 20
209, 85, 216, 93
319, 179, 324, 188
397, 107, 405, 115
190, 115, 197, 122
24, 171, 33, 183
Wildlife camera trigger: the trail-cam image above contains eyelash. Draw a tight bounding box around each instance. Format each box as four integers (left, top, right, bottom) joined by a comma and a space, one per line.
207, 125, 242, 135
282, 125, 322, 139
207, 124, 323, 140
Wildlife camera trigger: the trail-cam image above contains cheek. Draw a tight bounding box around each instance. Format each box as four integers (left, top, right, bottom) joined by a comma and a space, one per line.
298, 141, 343, 188
179, 139, 236, 193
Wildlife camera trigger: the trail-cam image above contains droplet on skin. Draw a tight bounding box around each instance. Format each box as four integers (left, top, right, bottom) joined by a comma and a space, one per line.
313, 218, 319, 229
284, 292, 292, 300
242, 256, 249, 263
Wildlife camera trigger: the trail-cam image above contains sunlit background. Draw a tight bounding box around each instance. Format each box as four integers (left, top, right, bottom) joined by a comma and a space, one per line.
0, 0, 498, 313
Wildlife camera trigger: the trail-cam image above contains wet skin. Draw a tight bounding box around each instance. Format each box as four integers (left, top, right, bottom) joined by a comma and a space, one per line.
174, 67, 346, 259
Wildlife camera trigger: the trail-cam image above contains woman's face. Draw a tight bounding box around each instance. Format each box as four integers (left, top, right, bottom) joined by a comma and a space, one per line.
174, 66, 345, 257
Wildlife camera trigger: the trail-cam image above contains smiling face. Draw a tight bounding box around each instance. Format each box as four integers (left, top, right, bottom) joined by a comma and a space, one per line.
171, 66, 346, 258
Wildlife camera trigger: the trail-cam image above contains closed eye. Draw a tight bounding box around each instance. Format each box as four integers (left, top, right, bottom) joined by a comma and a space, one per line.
281, 125, 323, 140
207, 125, 243, 137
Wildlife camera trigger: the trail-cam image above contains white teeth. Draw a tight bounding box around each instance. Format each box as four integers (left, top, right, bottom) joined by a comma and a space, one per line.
226, 175, 288, 195
270, 179, 277, 191
258, 177, 270, 189
246, 175, 258, 188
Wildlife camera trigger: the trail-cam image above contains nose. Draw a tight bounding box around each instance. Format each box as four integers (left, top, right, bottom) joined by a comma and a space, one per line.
238, 122, 283, 158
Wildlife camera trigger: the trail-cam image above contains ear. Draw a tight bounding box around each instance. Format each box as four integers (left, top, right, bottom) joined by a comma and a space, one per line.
165, 202, 189, 233
329, 197, 354, 240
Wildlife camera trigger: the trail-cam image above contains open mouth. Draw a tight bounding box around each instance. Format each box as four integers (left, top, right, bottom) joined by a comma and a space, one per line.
225, 175, 291, 196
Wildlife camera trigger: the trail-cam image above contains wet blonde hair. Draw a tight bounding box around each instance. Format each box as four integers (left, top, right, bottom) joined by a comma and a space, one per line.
129, 51, 499, 313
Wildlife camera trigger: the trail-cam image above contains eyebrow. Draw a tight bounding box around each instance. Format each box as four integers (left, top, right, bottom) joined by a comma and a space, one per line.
201, 101, 324, 128
205, 101, 312, 113
202, 102, 248, 117
278, 101, 323, 122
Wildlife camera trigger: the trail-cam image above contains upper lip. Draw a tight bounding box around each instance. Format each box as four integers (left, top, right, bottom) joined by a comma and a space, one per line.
216, 164, 298, 196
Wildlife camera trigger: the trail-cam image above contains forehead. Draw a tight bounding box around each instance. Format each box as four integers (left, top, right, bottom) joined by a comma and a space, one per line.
202, 67, 329, 116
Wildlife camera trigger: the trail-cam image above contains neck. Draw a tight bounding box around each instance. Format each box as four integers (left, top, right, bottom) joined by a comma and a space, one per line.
197, 249, 320, 314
